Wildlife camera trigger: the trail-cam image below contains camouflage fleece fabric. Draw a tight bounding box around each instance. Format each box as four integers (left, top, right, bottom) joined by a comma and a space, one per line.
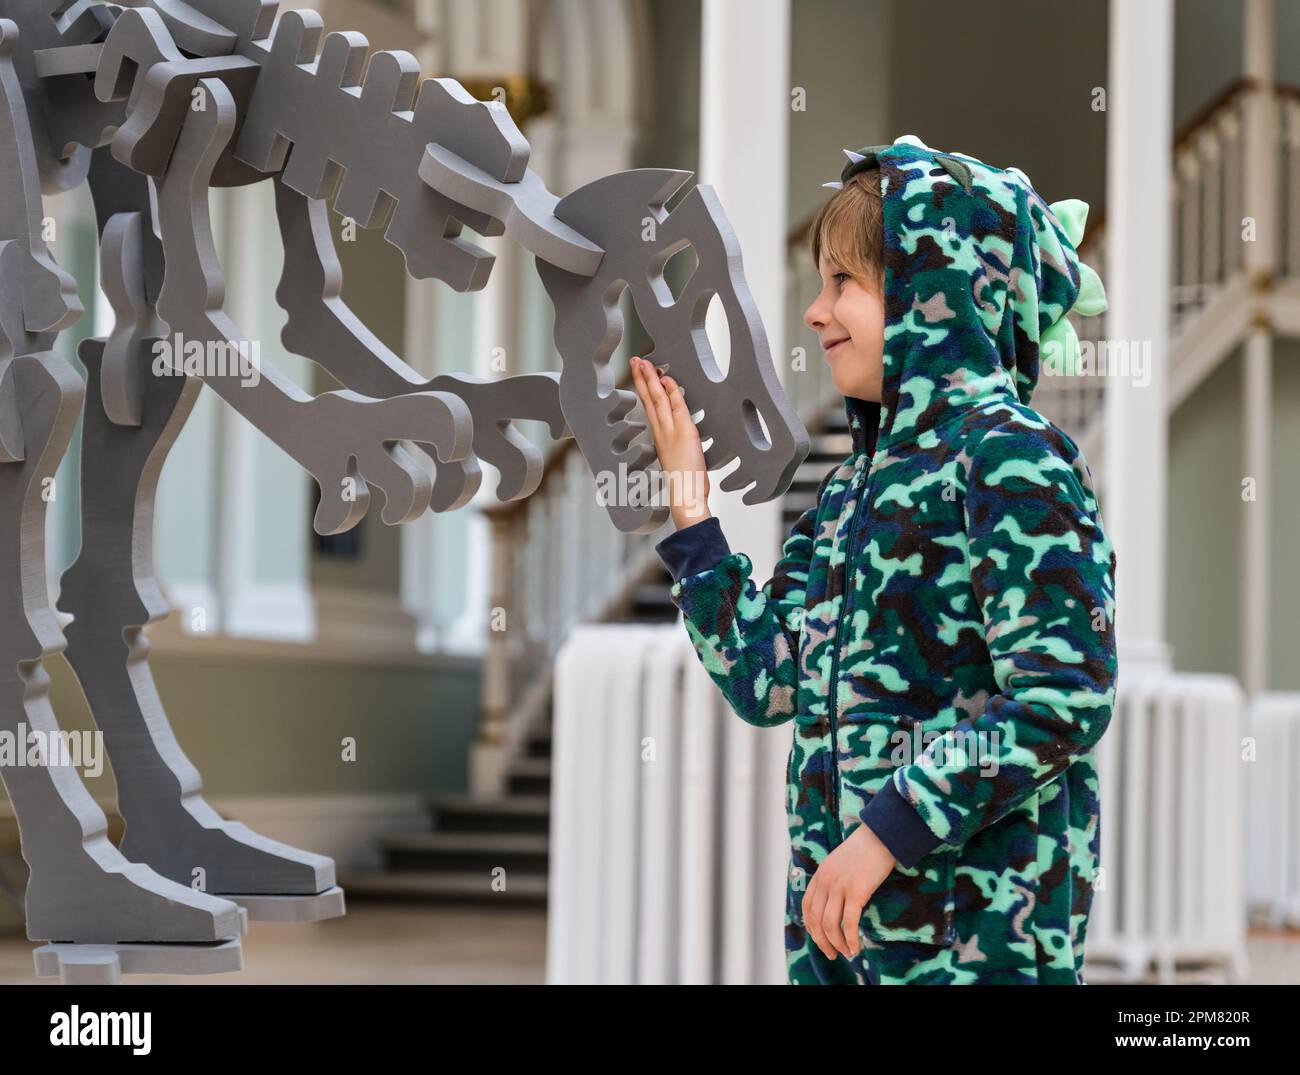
654, 135, 1117, 985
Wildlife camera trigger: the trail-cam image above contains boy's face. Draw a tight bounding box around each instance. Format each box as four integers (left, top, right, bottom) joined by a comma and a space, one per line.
804, 252, 885, 404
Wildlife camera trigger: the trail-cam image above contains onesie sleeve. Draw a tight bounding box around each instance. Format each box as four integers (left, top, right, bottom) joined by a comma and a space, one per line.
654, 471, 832, 729
862, 425, 1117, 861
655, 515, 733, 583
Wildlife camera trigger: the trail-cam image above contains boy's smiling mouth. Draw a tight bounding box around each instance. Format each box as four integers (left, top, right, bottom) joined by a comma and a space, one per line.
823, 337, 849, 355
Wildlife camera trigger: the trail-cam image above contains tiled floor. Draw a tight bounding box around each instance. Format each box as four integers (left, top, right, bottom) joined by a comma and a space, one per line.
0, 906, 1296, 984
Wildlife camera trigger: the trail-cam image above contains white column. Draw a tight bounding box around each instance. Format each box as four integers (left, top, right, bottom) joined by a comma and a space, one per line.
699, 0, 792, 986
1241, 0, 1276, 696
1242, 329, 1271, 696
698, 0, 793, 580
1103, 0, 1174, 674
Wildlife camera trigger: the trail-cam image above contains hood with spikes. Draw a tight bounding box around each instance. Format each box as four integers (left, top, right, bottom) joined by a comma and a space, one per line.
830, 135, 1107, 455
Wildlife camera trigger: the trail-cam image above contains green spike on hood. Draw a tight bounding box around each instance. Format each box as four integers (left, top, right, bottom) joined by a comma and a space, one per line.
831, 135, 1107, 452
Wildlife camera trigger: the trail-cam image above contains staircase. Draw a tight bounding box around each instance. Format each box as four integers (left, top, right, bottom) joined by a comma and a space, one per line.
337, 399, 854, 907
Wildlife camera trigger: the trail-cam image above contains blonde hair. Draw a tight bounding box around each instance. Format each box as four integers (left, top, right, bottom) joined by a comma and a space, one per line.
808, 166, 883, 289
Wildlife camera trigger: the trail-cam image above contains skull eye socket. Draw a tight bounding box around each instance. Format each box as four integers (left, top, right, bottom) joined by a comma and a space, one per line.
649, 240, 699, 308
744, 398, 773, 453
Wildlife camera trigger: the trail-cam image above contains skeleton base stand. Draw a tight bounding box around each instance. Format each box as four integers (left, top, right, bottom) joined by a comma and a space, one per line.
0, 0, 808, 982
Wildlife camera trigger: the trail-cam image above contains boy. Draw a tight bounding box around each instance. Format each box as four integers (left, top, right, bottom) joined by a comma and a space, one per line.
633, 134, 1116, 984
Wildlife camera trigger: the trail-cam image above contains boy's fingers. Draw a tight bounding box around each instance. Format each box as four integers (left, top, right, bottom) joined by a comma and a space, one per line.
842, 898, 864, 958
802, 883, 834, 960
633, 358, 664, 438
631, 359, 662, 441
839, 898, 863, 960
822, 890, 852, 959
641, 358, 676, 435
662, 377, 692, 421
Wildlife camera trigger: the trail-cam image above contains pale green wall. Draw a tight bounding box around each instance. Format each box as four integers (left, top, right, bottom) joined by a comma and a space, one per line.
1167, 338, 1300, 690
1168, 350, 1244, 678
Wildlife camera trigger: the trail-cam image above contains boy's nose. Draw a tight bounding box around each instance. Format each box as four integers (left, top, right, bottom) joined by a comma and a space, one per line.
804, 297, 825, 331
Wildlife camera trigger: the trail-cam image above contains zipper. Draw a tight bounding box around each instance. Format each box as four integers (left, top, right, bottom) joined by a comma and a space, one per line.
825, 448, 873, 845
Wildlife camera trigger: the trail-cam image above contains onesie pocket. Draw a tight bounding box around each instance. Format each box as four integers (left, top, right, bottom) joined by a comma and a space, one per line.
858, 843, 957, 948
837, 722, 958, 946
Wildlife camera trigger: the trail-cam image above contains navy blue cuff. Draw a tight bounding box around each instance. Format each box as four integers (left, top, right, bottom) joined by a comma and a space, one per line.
654, 515, 731, 583
860, 777, 944, 868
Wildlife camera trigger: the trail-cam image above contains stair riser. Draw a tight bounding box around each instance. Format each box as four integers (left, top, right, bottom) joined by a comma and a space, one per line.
508, 775, 550, 796
433, 811, 550, 836
385, 849, 549, 873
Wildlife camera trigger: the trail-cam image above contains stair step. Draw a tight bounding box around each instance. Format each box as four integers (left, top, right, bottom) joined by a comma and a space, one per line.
382, 831, 549, 873
524, 729, 552, 759
506, 757, 550, 796
431, 793, 551, 835
386, 832, 549, 853
337, 868, 548, 904
431, 793, 550, 816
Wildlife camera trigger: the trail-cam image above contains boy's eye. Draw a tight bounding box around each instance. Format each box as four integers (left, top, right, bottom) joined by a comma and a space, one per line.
832, 272, 849, 285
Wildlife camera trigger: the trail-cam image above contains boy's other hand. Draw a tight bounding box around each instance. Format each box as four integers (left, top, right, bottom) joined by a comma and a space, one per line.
801, 822, 897, 964
629, 355, 711, 529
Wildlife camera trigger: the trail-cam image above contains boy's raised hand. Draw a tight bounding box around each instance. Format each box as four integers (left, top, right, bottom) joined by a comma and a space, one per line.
629, 356, 711, 529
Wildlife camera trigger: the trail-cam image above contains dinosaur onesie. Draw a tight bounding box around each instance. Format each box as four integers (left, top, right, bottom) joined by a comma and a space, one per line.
655, 135, 1116, 985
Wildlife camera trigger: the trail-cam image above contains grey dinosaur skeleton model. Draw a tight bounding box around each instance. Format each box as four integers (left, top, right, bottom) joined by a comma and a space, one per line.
0, 1, 808, 978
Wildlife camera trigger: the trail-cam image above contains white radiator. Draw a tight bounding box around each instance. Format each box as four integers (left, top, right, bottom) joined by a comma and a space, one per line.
546, 623, 790, 984
1245, 693, 1300, 930
1085, 672, 1249, 983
